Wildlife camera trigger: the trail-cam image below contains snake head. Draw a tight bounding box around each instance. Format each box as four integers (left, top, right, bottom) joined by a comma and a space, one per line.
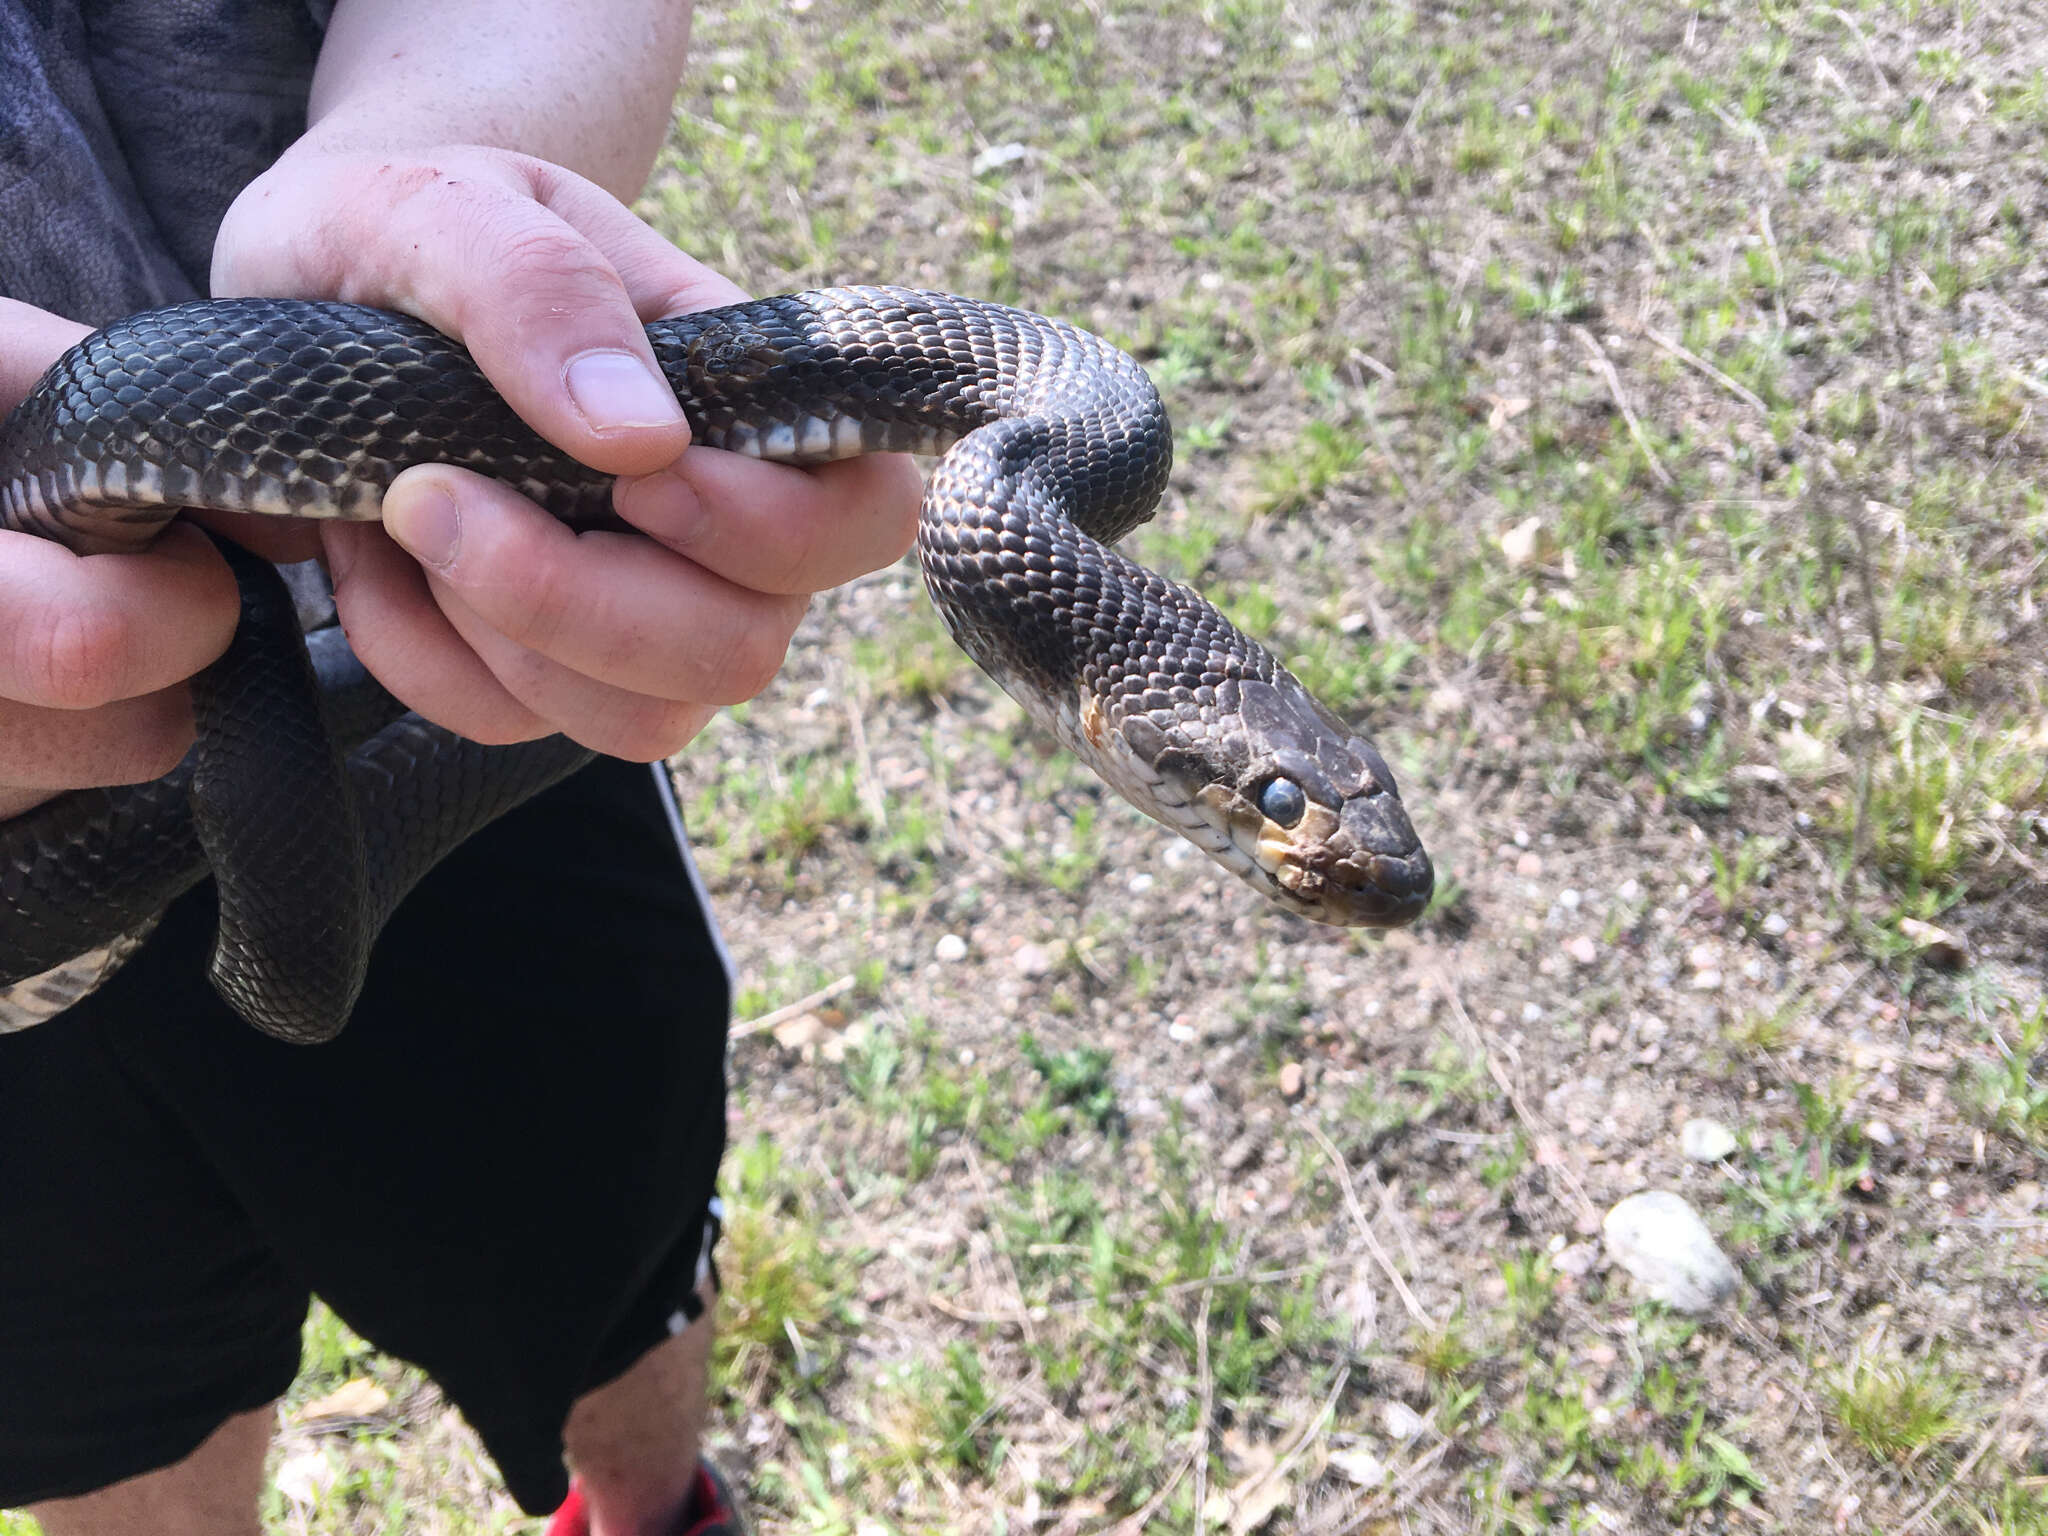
1110, 675, 1434, 928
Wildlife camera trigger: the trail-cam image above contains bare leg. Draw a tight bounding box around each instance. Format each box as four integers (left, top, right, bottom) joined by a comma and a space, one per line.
22, 1307, 713, 1536
26, 1403, 271, 1536
560, 1297, 716, 1536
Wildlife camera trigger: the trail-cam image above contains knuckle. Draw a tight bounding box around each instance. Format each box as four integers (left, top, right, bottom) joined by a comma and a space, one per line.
768, 505, 828, 594
600, 703, 699, 764
702, 600, 802, 704
20, 600, 132, 707
124, 711, 194, 781
459, 708, 549, 748
489, 542, 579, 657
489, 221, 623, 316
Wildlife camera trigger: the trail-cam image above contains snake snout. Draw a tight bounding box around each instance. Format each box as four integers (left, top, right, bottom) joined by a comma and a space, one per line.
1295, 781, 1431, 927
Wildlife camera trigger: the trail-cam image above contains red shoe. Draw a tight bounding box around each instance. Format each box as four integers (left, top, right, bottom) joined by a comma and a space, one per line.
545, 1460, 745, 1536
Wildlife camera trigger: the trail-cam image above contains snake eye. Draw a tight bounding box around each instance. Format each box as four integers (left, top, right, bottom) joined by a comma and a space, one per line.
1258, 777, 1308, 828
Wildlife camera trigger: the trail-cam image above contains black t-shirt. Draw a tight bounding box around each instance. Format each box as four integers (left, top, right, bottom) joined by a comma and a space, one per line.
0, 0, 330, 323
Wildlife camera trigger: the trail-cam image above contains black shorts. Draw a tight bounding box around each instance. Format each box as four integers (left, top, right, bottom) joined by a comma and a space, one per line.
0, 755, 732, 1514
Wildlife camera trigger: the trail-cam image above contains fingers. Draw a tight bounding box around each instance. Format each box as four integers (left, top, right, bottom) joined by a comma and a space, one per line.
431, 595, 722, 762
329, 466, 811, 758
2, 304, 230, 802
0, 298, 89, 414
0, 690, 196, 790
616, 450, 925, 596
0, 525, 237, 709
203, 142, 930, 761
383, 464, 807, 702
319, 518, 547, 746
0, 524, 235, 799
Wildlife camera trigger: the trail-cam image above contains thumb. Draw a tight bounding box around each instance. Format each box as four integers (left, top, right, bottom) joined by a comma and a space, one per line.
0, 298, 91, 416
213, 151, 693, 478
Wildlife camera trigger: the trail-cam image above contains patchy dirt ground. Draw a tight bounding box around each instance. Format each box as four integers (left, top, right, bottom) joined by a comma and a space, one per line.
670, 2, 2046, 1532
9, 3, 2039, 1535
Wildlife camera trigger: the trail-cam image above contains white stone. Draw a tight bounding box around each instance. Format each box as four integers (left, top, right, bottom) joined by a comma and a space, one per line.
1680, 1118, 1738, 1162
1329, 1446, 1387, 1486
1381, 1400, 1426, 1439
1602, 1191, 1738, 1314
934, 933, 968, 962
1554, 1241, 1601, 1277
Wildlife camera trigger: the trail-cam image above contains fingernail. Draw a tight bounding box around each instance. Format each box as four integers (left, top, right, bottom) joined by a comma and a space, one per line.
386, 485, 461, 570
564, 350, 686, 433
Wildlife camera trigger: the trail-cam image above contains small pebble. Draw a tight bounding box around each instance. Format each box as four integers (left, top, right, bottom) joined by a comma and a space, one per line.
1680, 1118, 1738, 1162
1278, 1062, 1305, 1099
1500, 515, 1543, 567
1863, 1119, 1896, 1146
1566, 935, 1598, 966
1761, 911, 1790, 938
1554, 1241, 1600, 1277
772, 1012, 825, 1053
1011, 942, 1052, 977
1602, 1191, 1738, 1314
1381, 1401, 1425, 1440
1329, 1446, 1387, 1486
1899, 916, 1968, 967
934, 933, 968, 962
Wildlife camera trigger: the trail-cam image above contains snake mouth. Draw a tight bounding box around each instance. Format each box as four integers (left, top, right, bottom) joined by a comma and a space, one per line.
1329, 844, 1435, 926
1266, 842, 1434, 928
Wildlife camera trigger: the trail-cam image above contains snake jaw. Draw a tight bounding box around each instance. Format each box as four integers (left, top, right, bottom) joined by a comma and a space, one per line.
1246, 796, 1434, 928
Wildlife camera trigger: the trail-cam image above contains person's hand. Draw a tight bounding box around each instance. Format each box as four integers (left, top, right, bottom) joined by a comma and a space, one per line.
211, 141, 924, 759
0, 298, 242, 820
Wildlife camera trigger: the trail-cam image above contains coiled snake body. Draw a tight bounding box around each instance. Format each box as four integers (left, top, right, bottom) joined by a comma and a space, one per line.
1, 287, 1431, 1041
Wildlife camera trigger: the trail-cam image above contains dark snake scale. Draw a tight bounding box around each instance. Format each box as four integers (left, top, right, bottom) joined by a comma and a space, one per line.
0, 287, 1432, 1041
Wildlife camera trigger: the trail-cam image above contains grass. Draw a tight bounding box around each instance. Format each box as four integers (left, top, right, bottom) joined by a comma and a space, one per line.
1826, 1354, 1973, 1467
715, 1135, 854, 1399
1962, 998, 2048, 1151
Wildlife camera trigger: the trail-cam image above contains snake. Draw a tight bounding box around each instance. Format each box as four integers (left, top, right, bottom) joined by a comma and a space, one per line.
0, 286, 1433, 1042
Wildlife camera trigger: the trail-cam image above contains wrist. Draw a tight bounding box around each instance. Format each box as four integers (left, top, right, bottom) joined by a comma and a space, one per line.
303, 0, 690, 201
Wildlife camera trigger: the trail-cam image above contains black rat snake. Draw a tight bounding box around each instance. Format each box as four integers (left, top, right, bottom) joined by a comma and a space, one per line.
0, 287, 1432, 1041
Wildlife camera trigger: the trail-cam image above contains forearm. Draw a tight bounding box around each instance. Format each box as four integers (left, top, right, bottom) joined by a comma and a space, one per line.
306, 0, 694, 198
